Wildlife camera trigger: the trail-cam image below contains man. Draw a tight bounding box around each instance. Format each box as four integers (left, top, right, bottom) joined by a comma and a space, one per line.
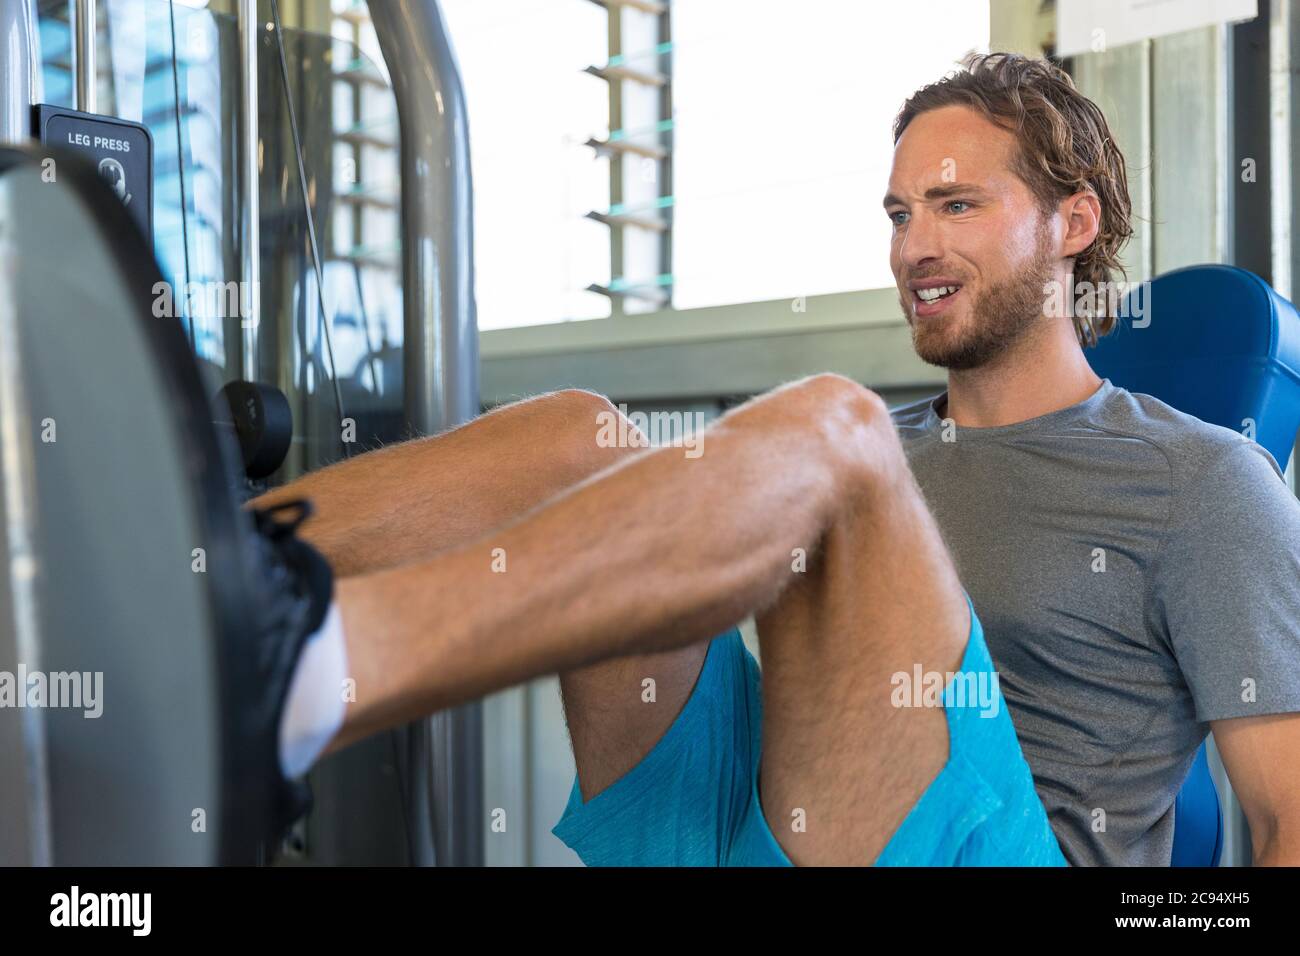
257, 54, 1300, 865
881, 55, 1300, 864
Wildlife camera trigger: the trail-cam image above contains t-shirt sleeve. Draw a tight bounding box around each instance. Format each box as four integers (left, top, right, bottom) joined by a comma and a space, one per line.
1151, 439, 1300, 723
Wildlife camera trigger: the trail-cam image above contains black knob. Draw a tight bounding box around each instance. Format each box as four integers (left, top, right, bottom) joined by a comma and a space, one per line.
219, 381, 293, 480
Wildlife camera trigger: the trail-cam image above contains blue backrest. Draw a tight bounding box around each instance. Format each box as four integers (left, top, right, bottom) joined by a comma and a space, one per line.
1087, 263, 1300, 866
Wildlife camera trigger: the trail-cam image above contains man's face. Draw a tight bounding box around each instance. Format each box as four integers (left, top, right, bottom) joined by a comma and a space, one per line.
885, 105, 1058, 370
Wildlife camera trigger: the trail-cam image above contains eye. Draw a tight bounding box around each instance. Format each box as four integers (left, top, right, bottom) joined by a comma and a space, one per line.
888, 210, 909, 226
946, 200, 971, 214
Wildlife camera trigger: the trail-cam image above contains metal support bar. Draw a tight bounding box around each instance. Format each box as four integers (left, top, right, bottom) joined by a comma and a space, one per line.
0, 0, 40, 144
237, 0, 260, 380
0, 184, 53, 866
0, 0, 52, 867
73, 0, 97, 114
371, 0, 482, 868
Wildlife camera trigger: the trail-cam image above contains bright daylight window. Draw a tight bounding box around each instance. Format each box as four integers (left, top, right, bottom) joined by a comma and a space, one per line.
443, 0, 989, 329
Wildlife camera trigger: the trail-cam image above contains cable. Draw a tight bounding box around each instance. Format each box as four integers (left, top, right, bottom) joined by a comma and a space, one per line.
168, 0, 196, 352
268, 0, 349, 462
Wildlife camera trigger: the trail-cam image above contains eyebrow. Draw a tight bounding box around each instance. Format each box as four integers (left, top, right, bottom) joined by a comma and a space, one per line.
882, 183, 992, 208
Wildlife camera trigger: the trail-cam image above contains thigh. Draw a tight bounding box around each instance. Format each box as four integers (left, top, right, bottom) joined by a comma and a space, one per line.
755, 436, 971, 865
874, 606, 1067, 867
250, 389, 628, 576
285, 389, 709, 783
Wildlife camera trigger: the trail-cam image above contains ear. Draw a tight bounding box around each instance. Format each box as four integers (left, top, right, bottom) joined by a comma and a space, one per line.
1060, 190, 1101, 259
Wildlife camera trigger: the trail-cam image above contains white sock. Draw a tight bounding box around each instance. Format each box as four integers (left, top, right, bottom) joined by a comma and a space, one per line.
277, 601, 349, 779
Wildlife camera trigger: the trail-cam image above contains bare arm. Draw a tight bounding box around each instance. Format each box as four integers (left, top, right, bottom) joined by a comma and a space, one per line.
326, 374, 887, 753
1212, 713, 1300, 864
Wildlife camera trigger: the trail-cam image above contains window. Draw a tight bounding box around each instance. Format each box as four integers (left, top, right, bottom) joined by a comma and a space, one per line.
440, 0, 611, 330
432, 1, 990, 328
671, 0, 990, 309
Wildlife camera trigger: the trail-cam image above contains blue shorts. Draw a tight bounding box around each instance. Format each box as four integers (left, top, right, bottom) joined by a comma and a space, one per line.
552, 597, 1067, 866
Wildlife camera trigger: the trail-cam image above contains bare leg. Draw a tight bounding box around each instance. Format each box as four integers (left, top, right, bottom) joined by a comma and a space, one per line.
325, 374, 964, 869
252, 388, 705, 772
753, 440, 969, 865
251, 389, 644, 575
549, 376, 969, 861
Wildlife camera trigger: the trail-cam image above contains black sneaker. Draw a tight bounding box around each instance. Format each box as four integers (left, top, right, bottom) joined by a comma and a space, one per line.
245, 497, 335, 844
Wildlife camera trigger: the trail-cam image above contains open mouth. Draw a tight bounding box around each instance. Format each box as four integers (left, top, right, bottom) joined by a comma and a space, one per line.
911, 283, 964, 316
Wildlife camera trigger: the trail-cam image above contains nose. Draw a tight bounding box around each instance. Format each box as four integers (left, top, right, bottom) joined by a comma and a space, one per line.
896, 208, 945, 276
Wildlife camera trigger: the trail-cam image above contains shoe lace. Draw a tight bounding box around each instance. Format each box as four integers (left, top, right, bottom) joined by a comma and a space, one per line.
249, 499, 319, 691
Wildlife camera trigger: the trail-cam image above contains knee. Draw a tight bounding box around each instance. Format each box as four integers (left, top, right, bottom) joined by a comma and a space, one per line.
786, 374, 905, 492
531, 388, 646, 481
530, 387, 617, 423
796, 373, 888, 420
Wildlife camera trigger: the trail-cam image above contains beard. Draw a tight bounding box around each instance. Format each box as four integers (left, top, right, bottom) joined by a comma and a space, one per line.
901, 244, 1057, 371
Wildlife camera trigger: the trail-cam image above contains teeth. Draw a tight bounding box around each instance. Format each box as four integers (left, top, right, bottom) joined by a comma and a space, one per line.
916, 285, 958, 302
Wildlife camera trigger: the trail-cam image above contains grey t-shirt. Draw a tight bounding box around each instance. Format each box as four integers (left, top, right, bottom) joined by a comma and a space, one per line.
891, 378, 1300, 866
